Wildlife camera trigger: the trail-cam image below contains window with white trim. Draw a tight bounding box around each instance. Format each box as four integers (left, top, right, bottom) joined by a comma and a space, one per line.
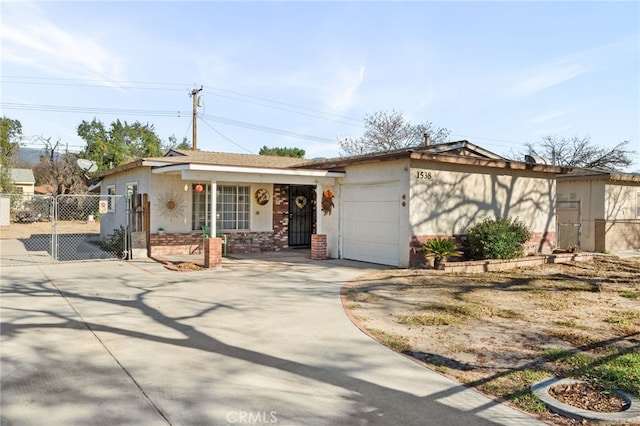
216, 185, 250, 230
191, 184, 251, 231
191, 183, 211, 231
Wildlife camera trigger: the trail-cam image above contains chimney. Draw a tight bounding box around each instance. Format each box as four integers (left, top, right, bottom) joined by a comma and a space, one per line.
423, 133, 431, 146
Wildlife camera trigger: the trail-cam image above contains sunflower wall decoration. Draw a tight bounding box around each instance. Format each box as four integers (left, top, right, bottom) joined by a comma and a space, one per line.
157, 190, 185, 221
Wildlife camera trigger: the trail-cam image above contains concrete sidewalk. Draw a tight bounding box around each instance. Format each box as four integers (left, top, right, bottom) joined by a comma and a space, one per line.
1, 258, 545, 425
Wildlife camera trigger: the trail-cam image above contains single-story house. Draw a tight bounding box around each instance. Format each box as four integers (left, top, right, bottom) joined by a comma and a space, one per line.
556, 168, 640, 252
10, 168, 36, 194
96, 141, 569, 267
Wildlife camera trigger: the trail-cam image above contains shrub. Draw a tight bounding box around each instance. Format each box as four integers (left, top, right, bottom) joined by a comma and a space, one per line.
422, 238, 461, 269
464, 217, 531, 260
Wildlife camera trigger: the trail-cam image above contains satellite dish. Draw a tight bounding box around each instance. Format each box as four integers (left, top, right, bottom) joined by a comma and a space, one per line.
77, 158, 98, 173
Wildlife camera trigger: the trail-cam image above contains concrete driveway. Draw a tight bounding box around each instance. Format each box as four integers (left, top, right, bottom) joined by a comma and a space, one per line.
1, 257, 544, 426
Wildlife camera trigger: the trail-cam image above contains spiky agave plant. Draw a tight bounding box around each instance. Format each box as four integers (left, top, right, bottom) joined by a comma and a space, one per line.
422, 238, 462, 269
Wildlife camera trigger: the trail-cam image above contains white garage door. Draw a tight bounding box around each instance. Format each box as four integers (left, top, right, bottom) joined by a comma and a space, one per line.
341, 183, 400, 266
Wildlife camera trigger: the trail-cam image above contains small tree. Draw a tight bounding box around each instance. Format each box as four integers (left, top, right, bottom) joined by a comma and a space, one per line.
338, 110, 451, 156
464, 217, 531, 260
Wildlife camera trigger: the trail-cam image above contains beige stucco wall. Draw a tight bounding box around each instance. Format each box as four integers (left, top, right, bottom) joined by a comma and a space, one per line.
410, 160, 556, 241
604, 183, 639, 220
557, 179, 640, 252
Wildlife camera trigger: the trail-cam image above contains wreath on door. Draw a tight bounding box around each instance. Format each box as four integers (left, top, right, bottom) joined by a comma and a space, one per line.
295, 195, 307, 209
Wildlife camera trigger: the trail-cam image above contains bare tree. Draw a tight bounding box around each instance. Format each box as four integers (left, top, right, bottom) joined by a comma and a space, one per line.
338, 110, 451, 156
33, 136, 87, 195
526, 135, 635, 171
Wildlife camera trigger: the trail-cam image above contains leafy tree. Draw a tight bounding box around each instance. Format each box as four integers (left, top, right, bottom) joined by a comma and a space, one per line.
258, 146, 305, 158
338, 110, 451, 155
77, 118, 164, 172
0, 117, 23, 193
33, 136, 87, 195
526, 135, 634, 171
166, 134, 191, 151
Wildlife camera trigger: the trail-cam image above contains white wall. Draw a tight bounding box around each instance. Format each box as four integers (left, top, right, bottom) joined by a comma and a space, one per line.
100, 167, 150, 238
410, 160, 557, 237
150, 174, 192, 233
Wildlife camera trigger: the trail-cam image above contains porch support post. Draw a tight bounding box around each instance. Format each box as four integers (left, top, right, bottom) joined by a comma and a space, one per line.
204, 179, 223, 268
209, 180, 217, 235
315, 185, 323, 235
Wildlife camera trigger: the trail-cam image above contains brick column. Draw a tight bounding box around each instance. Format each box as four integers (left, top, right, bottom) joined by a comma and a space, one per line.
311, 234, 328, 260
204, 237, 223, 269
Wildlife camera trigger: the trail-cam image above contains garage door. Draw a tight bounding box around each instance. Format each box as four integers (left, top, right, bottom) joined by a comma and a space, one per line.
341, 183, 400, 266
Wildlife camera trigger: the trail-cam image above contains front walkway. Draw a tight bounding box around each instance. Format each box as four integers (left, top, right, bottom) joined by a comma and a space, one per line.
1, 258, 544, 425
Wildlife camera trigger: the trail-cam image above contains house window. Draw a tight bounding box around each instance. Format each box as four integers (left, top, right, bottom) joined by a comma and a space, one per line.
106, 185, 116, 212
192, 183, 211, 231
557, 193, 579, 209
637, 192, 640, 218
216, 185, 250, 230
191, 184, 251, 231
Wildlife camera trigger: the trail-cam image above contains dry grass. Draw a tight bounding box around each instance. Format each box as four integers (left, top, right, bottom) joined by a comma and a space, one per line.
346, 255, 640, 425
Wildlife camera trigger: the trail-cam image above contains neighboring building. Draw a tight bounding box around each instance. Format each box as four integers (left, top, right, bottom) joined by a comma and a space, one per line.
556, 169, 640, 252
96, 141, 569, 267
10, 169, 36, 194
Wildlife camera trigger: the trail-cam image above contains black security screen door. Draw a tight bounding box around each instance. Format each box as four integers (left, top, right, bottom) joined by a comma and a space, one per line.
288, 186, 314, 247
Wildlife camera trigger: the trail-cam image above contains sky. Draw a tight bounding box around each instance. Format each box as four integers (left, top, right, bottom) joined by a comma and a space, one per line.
1, 1, 639, 170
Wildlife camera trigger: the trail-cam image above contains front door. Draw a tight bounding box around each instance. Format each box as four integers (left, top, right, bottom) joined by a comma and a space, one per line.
288, 186, 314, 247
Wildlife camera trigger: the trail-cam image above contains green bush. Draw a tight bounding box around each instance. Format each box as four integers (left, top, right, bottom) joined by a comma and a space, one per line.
464, 217, 531, 260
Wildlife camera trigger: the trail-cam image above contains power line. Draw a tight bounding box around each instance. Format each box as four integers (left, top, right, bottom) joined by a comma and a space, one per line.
1, 102, 339, 144
1, 76, 363, 125
200, 113, 337, 144
198, 117, 255, 154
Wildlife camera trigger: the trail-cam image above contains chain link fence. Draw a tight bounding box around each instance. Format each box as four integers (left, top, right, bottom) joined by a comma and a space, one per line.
0, 193, 129, 267
0, 194, 54, 266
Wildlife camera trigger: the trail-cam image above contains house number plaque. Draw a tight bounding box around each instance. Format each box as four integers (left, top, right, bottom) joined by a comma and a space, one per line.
416, 170, 433, 180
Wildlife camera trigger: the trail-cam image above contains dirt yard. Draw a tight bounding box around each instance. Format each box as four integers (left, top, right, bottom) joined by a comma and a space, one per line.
0, 221, 101, 239
344, 256, 640, 425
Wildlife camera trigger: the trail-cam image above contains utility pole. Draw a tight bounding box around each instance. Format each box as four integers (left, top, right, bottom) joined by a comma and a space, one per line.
190, 86, 203, 150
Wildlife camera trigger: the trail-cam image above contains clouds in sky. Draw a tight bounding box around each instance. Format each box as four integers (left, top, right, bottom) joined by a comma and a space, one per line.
1, 1, 638, 165
1, 2, 124, 84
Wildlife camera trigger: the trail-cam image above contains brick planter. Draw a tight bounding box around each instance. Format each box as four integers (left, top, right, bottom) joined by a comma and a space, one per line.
311, 234, 328, 260
442, 252, 594, 273
204, 237, 223, 269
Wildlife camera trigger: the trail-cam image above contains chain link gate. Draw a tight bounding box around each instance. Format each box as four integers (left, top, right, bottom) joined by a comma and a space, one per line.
0, 193, 130, 266
53, 194, 129, 262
